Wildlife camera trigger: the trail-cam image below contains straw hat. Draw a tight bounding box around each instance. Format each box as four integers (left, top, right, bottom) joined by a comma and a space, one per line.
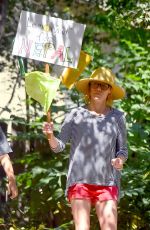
75, 67, 125, 100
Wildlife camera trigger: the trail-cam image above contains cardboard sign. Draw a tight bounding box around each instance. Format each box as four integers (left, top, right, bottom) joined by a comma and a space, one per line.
12, 11, 86, 68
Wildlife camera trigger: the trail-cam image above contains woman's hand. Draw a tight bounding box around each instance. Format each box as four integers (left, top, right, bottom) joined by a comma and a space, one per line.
111, 157, 125, 170
43, 122, 54, 137
7, 177, 18, 199
43, 122, 59, 149
0, 154, 18, 199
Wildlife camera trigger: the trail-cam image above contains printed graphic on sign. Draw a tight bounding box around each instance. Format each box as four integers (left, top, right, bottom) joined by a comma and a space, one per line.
12, 11, 86, 68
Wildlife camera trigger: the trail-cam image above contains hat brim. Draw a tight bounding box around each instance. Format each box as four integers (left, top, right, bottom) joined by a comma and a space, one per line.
75, 79, 125, 100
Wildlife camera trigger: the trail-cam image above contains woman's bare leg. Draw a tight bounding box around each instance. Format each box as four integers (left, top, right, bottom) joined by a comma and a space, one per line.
71, 199, 91, 230
95, 200, 117, 230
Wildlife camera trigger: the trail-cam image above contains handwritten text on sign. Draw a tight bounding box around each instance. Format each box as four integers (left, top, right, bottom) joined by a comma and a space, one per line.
12, 11, 86, 68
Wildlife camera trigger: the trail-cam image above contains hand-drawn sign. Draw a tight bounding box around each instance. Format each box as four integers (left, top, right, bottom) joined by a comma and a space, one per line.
12, 11, 86, 68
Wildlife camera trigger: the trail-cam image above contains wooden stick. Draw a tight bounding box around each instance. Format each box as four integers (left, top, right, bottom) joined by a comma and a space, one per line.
47, 110, 51, 123
45, 63, 49, 74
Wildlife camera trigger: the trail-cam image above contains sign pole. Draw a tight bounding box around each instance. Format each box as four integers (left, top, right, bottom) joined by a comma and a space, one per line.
45, 63, 52, 139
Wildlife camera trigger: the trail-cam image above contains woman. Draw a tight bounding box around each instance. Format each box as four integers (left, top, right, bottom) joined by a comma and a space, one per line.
43, 67, 128, 230
0, 126, 18, 199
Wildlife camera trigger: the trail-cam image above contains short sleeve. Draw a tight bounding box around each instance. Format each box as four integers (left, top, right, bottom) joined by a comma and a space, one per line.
0, 126, 12, 155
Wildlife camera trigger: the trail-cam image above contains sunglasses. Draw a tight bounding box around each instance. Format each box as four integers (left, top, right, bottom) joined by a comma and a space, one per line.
89, 82, 111, 90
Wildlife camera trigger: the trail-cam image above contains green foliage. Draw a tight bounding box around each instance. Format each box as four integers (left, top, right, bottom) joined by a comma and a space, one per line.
10, 149, 73, 229
112, 31, 150, 230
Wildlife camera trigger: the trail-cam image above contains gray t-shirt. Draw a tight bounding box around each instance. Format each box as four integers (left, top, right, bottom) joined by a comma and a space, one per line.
0, 126, 12, 155
52, 107, 128, 197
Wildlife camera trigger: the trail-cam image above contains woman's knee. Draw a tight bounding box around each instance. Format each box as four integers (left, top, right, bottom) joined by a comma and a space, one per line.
71, 199, 91, 230
95, 200, 118, 230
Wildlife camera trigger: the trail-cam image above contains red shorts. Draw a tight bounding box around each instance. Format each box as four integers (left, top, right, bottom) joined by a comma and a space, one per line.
67, 183, 118, 205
